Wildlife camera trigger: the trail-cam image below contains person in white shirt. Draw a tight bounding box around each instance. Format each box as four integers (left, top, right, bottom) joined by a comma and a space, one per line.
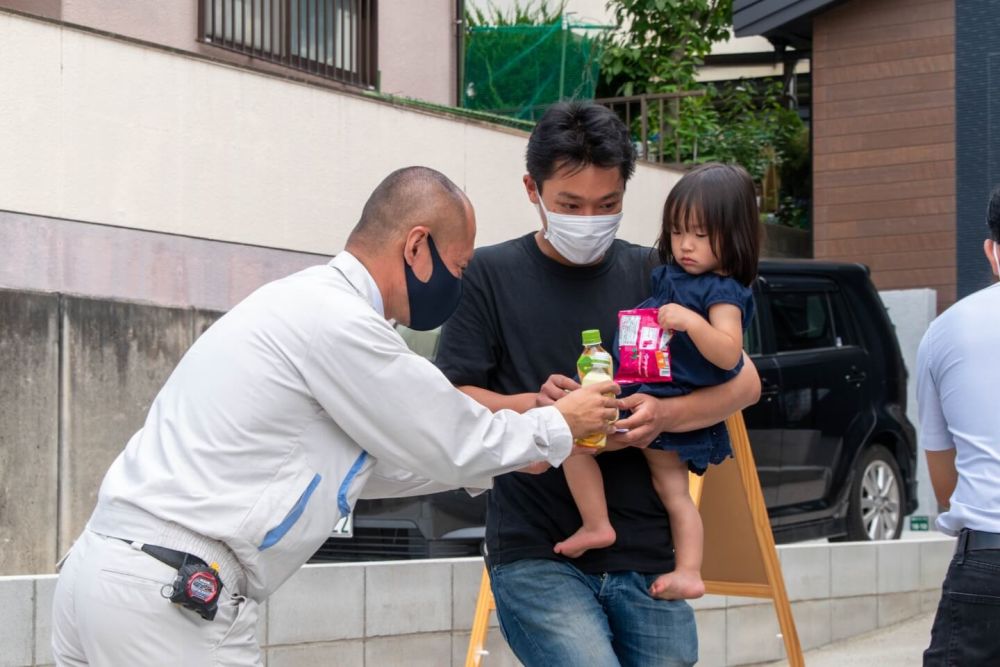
919, 183, 1000, 666
51, 166, 620, 666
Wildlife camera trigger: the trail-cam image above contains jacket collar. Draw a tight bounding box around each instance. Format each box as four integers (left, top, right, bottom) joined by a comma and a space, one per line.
329, 251, 385, 318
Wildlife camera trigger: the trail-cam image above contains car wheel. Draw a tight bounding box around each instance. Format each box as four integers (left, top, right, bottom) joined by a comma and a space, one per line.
843, 444, 905, 541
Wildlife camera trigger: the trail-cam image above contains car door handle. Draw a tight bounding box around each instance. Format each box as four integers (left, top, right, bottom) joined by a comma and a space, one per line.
845, 371, 867, 384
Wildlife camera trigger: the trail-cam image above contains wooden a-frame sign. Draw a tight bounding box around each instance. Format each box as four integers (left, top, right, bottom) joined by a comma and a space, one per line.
465, 412, 803, 667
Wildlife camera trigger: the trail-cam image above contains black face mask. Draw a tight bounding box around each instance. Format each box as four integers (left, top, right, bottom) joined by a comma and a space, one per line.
404, 233, 464, 331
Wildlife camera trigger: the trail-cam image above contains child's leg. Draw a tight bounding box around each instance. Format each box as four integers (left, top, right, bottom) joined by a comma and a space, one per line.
644, 449, 706, 600
553, 455, 616, 558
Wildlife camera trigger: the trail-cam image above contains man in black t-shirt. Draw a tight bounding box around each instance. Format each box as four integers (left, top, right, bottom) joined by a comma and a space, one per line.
435, 102, 761, 666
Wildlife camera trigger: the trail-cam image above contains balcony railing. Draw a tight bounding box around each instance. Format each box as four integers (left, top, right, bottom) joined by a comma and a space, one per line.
481, 91, 706, 166
200, 0, 378, 89
592, 90, 706, 166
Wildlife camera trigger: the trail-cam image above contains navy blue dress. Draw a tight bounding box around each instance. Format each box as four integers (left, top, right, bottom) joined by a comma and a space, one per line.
614, 263, 755, 474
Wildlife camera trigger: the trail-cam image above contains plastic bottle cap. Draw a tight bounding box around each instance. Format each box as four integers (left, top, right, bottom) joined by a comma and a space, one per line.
581, 329, 602, 345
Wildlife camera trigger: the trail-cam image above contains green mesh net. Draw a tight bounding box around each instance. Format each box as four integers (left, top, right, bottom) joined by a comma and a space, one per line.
462, 20, 609, 121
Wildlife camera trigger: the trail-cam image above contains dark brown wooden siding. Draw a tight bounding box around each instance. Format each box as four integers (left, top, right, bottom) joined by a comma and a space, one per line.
812, 0, 956, 311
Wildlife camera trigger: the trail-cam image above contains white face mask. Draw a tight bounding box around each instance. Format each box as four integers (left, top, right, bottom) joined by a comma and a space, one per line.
538, 197, 623, 265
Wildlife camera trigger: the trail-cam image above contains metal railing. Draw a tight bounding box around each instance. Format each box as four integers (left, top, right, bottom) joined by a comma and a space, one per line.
592, 90, 706, 166
481, 91, 707, 165
200, 0, 378, 89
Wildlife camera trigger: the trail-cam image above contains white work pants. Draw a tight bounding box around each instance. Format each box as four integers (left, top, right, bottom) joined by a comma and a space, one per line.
52, 530, 262, 666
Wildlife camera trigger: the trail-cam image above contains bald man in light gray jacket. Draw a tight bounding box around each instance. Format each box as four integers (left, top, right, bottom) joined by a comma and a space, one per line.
52, 167, 619, 666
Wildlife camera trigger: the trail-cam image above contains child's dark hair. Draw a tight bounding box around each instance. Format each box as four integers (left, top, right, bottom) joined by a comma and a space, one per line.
526, 101, 636, 194
656, 163, 761, 286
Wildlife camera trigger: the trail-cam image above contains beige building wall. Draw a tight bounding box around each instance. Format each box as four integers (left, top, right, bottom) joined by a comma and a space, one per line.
0, 0, 457, 105
60, 0, 200, 51
0, 9, 679, 257
379, 0, 458, 105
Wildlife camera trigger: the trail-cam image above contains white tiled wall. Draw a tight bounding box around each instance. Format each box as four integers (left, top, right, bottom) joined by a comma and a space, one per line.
878, 591, 923, 628
829, 542, 877, 598
452, 560, 497, 632
0, 577, 34, 667
876, 541, 921, 594
267, 640, 364, 667
267, 564, 364, 644
451, 628, 522, 667
919, 539, 954, 590
791, 599, 833, 651
32, 577, 56, 667
694, 608, 727, 667
364, 561, 453, 637
1, 537, 956, 667
726, 602, 785, 664
830, 595, 879, 642
364, 632, 454, 666
780, 544, 832, 601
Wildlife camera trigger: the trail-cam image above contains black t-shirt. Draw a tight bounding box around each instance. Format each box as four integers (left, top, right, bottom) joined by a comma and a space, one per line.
434, 233, 676, 574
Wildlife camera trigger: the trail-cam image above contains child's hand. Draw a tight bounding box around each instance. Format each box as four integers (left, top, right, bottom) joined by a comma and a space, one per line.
658, 303, 697, 332
536, 374, 581, 407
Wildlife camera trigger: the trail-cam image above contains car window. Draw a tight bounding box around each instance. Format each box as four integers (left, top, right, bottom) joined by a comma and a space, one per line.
770, 291, 837, 352
828, 290, 857, 346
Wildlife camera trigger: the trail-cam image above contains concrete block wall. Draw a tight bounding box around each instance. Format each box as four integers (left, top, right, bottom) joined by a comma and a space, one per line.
1, 536, 955, 667
0, 288, 223, 575
0, 291, 59, 576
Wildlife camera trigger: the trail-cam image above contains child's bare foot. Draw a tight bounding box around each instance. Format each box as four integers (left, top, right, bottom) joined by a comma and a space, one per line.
649, 569, 705, 600
553, 525, 616, 558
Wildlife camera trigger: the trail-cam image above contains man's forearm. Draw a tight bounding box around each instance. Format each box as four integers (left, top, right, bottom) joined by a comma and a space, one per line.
925, 448, 958, 509
655, 353, 761, 433
458, 385, 536, 413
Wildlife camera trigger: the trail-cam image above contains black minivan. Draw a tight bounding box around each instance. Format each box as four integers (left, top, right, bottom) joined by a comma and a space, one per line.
311, 259, 918, 562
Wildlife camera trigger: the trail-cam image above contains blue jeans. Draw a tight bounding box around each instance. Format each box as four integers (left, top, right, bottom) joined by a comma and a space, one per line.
489, 559, 697, 667
924, 533, 1000, 666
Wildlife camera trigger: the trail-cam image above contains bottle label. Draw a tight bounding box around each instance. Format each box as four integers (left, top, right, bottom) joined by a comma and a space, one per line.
577, 355, 611, 378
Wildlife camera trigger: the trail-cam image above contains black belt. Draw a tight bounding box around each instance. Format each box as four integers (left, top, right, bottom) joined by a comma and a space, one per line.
959, 528, 1000, 553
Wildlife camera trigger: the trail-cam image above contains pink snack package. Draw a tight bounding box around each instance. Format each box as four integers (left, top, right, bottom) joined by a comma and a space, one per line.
614, 308, 672, 384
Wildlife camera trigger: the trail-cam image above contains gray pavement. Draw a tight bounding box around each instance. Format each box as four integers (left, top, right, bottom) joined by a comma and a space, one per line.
758, 612, 935, 666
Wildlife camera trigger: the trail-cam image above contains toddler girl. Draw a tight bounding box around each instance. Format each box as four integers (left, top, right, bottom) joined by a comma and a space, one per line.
556, 163, 761, 600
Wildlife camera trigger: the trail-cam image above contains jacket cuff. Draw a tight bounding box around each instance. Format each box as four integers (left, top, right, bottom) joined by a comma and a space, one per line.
536, 405, 573, 467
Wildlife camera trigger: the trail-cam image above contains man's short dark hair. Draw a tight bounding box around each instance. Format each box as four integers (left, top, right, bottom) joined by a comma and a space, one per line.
988, 183, 1000, 242
526, 101, 636, 193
